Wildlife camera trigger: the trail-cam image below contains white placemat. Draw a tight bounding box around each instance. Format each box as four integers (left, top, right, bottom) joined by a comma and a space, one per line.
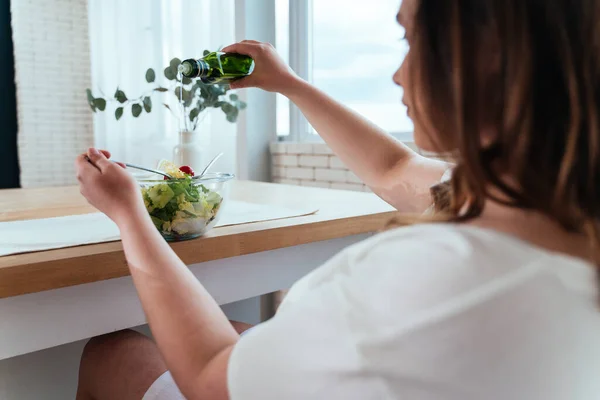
0, 201, 318, 257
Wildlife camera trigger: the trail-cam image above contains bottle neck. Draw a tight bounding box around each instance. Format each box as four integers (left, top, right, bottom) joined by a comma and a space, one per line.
195, 59, 210, 77
180, 59, 210, 78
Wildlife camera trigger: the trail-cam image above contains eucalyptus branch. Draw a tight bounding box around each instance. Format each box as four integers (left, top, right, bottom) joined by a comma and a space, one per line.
163, 103, 179, 121
85, 54, 247, 128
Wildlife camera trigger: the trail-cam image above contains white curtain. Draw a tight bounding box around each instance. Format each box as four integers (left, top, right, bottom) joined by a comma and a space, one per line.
88, 0, 237, 172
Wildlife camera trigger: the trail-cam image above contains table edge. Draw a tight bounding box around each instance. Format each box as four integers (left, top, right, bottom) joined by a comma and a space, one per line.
0, 211, 396, 298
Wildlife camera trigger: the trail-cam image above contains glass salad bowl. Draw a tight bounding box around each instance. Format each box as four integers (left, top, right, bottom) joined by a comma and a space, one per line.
137, 172, 234, 241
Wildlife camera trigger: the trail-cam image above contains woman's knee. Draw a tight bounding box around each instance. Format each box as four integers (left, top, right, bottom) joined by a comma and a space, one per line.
78, 329, 167, 400
230, 320, 254, 334
81, 329, 148, 367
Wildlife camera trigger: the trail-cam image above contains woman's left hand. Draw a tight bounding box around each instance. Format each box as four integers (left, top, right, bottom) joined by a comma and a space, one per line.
75, 148, 146, 226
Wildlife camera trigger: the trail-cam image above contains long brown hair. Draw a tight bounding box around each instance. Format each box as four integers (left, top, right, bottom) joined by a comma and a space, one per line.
405, 0, 600, 248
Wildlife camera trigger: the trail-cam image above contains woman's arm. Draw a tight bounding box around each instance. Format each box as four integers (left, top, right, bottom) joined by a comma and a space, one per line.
76, 149, 233, 400
222, 41, 450, 212
283, 79, 450, 212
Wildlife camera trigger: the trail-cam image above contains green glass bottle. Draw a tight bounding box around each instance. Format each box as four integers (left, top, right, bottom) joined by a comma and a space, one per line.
179, 52, 255, 84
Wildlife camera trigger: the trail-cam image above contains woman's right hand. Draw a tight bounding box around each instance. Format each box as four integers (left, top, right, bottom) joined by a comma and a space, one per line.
75, 148, 146, 227
221, 40, 301, 93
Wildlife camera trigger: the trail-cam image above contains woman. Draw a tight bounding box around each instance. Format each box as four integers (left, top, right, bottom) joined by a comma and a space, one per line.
75, 0, 600, 398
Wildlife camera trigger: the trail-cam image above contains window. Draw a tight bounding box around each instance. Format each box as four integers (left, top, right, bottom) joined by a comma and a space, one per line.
276, 0, 411, 140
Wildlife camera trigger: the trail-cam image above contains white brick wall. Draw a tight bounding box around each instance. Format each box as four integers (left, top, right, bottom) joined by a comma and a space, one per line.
328, 156, 347, 169
11, 0, 94, 187
286, 167, 315, 180
331, 182, 365, 191
315, 168, 346, 182
299, 155, 328, 168
270, 142, 372, 193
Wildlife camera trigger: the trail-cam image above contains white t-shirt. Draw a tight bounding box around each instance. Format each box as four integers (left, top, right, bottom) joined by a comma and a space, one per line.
227, 224, 600, 400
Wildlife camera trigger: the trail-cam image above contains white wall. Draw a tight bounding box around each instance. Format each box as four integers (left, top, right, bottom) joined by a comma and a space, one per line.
11, 0, 93, 188
270, 140, 435, 189
0, 298, 261, 400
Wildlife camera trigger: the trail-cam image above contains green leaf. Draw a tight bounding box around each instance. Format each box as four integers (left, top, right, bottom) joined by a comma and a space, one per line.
114, 89, 127, 103
86, 88, 94, 104
207, 85, 221, 98
154, 87, 169, 92
189, 107, 200, 121
174, 87, 193, 105
238, 101, 247, 110
164, 67, 176, 81
150, 216, 164, 229
184, 93, 194, 107
213, 101, 226, 108
199, 86, 210, 99
132, 103, 143, 117
226, 114, 237, 123
190, 84, 199, 98
145, 68, 156, 83
93, 98, 106, 111
163, 103, 172, 111
170, 58, 182, 72
229, 93, 238, 101
221, 103, 234, 113
86, 89, 97, 112
182, 77, 192, 85
143, 96, 152, 113
115, 107, 124, 120
203, 50, 210, 56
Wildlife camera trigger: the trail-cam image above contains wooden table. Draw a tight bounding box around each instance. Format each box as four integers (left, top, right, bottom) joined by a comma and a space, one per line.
0, 181, 395, 360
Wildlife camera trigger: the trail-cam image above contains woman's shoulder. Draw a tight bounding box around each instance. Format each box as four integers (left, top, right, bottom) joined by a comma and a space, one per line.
340, 223, 554, 300
352, 223, 594, 275
285, 223, 594, 314
346, 222, 594, 301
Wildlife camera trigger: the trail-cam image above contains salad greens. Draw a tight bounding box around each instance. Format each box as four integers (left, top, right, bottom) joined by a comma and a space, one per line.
141, 176, 223, 237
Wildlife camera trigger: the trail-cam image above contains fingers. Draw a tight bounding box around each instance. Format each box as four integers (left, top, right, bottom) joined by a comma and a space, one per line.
75, 148, 121, 189
95, 149, 125, 168
75, 153, 100, 182
221, 41, 262, 57
86, 148, 112, 172
221, 43, 251, 56
229, 78, 250, 90
100, 149, 112, 159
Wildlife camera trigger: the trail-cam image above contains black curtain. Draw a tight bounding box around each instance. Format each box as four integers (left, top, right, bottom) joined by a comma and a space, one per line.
0, 0, 19, 188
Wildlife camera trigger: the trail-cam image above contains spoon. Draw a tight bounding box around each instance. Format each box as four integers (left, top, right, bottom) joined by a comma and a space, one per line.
193, 152, 224, 179
112, 161, 174, 180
